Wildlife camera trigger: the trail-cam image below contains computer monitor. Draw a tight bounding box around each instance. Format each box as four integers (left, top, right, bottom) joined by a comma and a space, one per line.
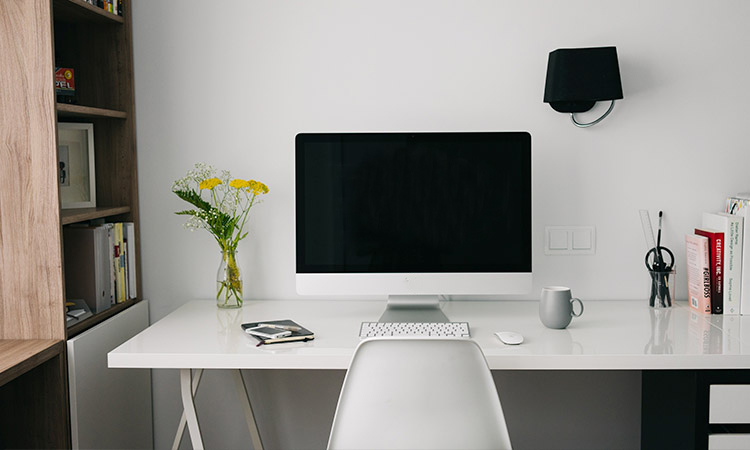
295, 132, 532, 322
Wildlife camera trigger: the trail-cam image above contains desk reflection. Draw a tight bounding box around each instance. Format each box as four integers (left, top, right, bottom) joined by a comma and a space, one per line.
645, 308, 673, 354
533, 328, 584, 355
217, 307, 244, 349
687, 310, 724, 354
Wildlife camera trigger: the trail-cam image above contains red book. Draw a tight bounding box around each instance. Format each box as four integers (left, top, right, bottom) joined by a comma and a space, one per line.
695, 228, 724, 314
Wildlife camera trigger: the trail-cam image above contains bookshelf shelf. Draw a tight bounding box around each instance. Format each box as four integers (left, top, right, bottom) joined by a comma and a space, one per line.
61, 206, 131, 225
53, 0, 124, 24
0, 340, 62, 388
56, 103, 127, 119
67, 299, 141, 339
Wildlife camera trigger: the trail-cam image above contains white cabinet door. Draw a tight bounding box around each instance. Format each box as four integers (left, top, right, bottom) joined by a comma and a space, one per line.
709, 384, 750, 424
68, 301, 152, 449
709, 434, 750, 450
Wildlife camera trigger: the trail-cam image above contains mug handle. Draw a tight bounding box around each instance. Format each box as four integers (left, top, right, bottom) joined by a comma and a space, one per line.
570, 298, 584, 317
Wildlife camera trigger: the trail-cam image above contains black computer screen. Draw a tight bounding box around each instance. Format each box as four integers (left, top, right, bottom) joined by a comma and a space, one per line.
296, 132, 531, 274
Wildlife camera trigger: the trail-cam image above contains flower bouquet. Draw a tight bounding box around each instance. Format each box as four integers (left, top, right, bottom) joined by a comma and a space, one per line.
172, 163, 268, 308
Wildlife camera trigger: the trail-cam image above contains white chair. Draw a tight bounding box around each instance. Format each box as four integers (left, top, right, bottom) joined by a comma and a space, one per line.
327, 337, 512, 450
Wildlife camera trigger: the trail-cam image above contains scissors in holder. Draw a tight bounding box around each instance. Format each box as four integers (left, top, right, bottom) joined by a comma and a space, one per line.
644, 246, 675, 307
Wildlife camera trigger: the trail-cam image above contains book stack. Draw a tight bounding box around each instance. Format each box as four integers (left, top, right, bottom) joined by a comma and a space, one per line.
687, 195, 750, 315
80, 0, 123, 16
63, 222, 138, 314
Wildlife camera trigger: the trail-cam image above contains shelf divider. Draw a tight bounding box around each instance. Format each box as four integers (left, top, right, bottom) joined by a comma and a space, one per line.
61, 206, 131, 225
56, 103, 127, 119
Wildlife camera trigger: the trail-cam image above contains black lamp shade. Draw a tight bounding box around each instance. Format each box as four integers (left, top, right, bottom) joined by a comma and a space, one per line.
544, 46, 623, 113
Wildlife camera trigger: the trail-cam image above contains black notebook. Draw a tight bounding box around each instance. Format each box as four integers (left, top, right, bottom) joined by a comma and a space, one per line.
241, 319, 314, 346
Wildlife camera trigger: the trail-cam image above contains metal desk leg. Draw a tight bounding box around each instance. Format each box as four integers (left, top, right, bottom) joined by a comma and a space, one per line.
232, 370, 264, 450
172, 369, 263, 450
178, 368, 204, 450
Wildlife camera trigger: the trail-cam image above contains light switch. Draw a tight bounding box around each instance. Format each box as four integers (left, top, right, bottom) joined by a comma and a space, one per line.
545, 226, 596, 255
572, 229, 592, 250
549, 229, 569, 250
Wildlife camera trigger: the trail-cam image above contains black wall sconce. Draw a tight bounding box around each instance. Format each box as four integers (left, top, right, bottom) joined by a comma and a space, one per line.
544, 46, 623, 128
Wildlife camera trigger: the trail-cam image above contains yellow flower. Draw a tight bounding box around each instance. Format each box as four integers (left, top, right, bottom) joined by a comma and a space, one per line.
229, 179, 251, 189
199, 177, 222, 190
247, 180, 269, 195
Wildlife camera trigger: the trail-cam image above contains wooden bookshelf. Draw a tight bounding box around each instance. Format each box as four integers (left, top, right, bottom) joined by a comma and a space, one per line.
52, 0, 142, 338
0, 0, 141, 446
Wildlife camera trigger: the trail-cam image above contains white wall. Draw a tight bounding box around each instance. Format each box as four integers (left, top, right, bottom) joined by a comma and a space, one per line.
132, 1, 750, 448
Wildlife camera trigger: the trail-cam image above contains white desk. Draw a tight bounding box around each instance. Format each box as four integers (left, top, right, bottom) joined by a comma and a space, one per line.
108, 299, 750, 449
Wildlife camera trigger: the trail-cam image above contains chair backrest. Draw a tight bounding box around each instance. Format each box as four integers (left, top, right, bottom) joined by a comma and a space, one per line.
327, 337, 512, 450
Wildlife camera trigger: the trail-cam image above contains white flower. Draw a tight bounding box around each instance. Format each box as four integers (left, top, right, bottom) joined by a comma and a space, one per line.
187, 162, 215, 185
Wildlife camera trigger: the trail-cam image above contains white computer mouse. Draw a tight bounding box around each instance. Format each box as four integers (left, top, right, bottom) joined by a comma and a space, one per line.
495, 331, 524, 345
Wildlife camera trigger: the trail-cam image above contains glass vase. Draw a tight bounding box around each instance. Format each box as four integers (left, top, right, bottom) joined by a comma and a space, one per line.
217, 248, 243, 309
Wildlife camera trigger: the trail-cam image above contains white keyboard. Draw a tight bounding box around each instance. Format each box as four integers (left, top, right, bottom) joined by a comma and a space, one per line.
359, 322, 471, 338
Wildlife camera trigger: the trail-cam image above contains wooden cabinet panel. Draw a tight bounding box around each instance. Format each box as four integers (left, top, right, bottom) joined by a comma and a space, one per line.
0, 0, 66, 341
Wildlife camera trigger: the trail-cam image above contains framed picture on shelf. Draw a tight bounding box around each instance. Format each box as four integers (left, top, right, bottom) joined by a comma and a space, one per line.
58, 122, 96, 209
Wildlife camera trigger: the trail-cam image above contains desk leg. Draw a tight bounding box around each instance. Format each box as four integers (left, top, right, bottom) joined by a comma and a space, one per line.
232, 370, 264, 450
172, 369, 203, 450
178, 369, 205, 450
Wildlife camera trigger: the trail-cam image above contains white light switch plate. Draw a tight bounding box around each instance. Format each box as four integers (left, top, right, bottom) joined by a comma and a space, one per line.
545, 226, 596, 255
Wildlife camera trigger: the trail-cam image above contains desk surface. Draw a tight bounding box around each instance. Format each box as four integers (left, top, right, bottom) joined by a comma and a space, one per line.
108, 299, 750, 370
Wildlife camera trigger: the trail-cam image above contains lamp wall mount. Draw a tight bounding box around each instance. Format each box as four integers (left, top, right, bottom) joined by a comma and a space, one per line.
570, 99, 616, 128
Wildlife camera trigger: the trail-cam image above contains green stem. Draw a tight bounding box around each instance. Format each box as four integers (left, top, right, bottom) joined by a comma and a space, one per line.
217, 248, 242, 307
233, 193, 255, 249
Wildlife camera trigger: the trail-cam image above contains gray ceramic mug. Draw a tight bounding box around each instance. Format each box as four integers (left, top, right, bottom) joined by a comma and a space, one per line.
540, 286, 584, 329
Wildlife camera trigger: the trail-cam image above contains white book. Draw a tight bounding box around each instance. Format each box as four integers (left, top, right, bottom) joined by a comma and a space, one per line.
125, 222, 137, 299
63, 225, 112, 313
702, 212, 744, 315
726, 196, 750, 315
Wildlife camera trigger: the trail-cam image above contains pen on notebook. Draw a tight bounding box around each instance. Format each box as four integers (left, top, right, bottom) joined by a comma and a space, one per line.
258, 323, 302, 332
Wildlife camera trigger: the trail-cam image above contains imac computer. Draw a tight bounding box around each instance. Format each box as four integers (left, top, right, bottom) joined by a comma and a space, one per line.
295, 132, 532, 323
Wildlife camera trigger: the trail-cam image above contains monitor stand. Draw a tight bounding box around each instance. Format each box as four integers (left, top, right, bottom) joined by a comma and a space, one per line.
377, 295, 449, 323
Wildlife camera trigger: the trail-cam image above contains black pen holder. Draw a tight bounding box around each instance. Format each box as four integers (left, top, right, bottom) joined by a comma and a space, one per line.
648, 269, 675, 308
